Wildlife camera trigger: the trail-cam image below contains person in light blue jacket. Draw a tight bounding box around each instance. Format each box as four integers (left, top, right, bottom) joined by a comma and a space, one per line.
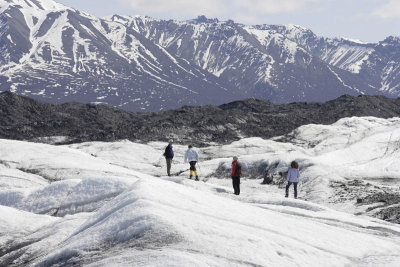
184, 145, 199, 180
285, 161, 300, 199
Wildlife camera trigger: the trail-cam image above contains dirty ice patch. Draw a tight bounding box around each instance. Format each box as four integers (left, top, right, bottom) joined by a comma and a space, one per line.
0, 139, 143, 182
32, 177, 400, 267
0, 211, 90, 267
0, 205, 58, 245
202, 137, 306, 158
69, 140, 165, 176
289, 117, 400, 155
0, 164, 49, 189
0, 177, 137, 216
308, 124, 400, 181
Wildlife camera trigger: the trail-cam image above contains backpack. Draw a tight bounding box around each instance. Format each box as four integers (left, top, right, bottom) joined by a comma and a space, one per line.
234, 162, 242, 176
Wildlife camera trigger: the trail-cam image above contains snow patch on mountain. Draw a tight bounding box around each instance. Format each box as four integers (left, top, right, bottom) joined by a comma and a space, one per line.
339, 37, 367, 45
321, 43, 372, 74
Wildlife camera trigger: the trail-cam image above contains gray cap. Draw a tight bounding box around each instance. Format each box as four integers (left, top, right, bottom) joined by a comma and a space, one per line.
233, 156, 238, 160
169, 139, 173, 143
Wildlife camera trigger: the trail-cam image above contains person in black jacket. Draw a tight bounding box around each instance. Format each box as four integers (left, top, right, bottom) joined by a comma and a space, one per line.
163, 140, 174, 176
231, 156, 242, 195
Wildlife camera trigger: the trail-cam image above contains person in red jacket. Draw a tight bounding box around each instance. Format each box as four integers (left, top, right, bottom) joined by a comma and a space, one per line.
231, 156, 242, 195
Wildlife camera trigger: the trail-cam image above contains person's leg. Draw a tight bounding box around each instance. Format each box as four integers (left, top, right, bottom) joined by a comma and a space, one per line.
189, 161, 196, 179
233, 177, 240, 195
285, 182, 292, 197
190, 161, 197, 171
166, 158, 171, 176
191, 161, 199, 180
294, 182, 298, 198
232, 177, 236, 194
237, 177, 240, 195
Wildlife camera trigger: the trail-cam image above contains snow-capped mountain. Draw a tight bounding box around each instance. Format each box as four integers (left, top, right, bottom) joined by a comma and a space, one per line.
1, 1, 400, 111
267, 25, 400, 95
0, 0, 243, 111
123, 15, 400, 102
1, 117, 400, 266
122, 16, 370, 103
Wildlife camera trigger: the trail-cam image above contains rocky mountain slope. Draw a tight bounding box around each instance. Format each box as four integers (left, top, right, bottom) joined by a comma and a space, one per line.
1, 0, 400, 111
1, 91, 400, 145
0, 0, 243, 111
126, 15, 400, 101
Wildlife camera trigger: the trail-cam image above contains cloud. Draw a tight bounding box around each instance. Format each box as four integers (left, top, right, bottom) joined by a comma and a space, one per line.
372, 0, 400, 19
233, 0, 320, 15
118, 0, 226, 18
118, 0, 321, 21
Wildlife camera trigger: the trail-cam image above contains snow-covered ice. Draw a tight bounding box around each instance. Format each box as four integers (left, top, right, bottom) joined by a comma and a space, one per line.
1, 117, 400, 266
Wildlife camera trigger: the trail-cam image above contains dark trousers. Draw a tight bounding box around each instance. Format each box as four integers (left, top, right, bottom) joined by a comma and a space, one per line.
166, 158, 172, 176
286, 182, 298, 197
232, 176, 240, 195
189, 161, 197, 171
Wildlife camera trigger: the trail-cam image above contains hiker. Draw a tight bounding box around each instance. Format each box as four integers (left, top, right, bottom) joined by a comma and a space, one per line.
184, 144, 199, 180
163, 139, 174, 176
285, 161, 300, 199
231, 156, 242, 195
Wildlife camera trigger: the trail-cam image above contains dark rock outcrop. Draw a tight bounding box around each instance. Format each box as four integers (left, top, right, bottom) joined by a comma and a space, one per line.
1, 92, 400, 145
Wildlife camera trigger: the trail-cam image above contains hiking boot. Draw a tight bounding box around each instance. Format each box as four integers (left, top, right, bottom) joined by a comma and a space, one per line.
195, 176, 199, 181
189, 175, 193, 179
285, 193, 288, 198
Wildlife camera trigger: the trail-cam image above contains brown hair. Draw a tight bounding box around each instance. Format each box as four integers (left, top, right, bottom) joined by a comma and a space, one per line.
291, 161, 299, 169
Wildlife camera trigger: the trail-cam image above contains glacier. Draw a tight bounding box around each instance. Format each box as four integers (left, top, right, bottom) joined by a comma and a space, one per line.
1, 117, 400, 266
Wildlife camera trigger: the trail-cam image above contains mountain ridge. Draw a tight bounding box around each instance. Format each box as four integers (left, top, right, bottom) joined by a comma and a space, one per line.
1, 0, 400, 111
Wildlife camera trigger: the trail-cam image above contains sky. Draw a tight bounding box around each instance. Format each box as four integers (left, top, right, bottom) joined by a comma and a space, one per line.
56, 0, 400, 43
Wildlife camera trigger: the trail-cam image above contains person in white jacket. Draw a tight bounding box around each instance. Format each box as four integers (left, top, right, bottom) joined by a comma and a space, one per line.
184, 145, 199, 180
